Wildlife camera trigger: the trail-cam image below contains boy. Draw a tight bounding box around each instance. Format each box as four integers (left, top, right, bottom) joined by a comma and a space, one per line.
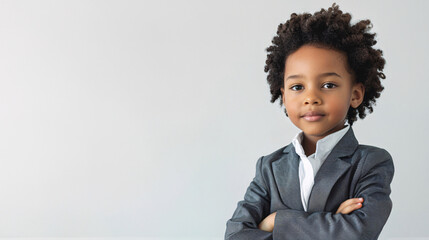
225, 3, 394, 240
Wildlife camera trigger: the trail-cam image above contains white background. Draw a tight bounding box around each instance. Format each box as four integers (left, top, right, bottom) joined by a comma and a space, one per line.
0, 0, 428, 239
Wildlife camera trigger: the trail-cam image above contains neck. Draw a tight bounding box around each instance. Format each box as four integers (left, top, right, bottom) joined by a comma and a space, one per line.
301, 134, 320, 156
301, 123, 347, 156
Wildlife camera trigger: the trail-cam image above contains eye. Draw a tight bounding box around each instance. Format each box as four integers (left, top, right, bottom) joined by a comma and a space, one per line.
290, 85, 304, 91
322, 82, 337, 89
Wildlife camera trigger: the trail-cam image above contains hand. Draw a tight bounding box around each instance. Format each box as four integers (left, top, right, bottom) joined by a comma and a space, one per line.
336, 198, 364, 214
258, 212, 277, 232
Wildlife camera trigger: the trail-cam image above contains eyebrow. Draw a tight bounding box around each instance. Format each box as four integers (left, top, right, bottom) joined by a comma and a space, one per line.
285, 72, 342, 81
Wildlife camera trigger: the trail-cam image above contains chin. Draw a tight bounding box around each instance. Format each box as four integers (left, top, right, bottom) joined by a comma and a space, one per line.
301, 127, 334, 137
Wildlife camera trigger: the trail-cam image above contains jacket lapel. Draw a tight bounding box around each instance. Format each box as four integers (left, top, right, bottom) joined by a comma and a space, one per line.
273, 144, 304, 211
307, 127, 359, 212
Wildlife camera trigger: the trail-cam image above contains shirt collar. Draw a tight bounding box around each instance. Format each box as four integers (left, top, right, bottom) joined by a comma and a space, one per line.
292, 125, 350, 160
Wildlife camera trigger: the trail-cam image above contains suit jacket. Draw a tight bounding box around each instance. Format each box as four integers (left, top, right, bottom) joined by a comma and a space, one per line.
225, 127, 394, 240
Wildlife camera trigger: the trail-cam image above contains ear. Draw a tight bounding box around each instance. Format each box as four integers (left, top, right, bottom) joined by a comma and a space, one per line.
280, 87, 289, 117
350, 82, 365, 108
280, 88, 285, 104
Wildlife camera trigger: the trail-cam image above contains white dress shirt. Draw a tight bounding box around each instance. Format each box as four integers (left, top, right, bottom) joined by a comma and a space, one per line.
291, 125, 350, 211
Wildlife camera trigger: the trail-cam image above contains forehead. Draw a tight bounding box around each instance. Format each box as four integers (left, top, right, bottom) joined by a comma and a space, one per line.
284, 45, 350, 77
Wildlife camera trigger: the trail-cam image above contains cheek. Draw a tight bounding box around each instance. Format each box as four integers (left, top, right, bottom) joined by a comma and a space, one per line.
327, 98, 350, 118
284, 99, 300, 119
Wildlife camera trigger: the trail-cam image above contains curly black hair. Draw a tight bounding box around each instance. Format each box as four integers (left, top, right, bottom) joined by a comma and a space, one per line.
264, 3, 386, 125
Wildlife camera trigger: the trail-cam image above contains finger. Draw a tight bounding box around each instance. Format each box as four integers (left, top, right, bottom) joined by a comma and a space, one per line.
343, 198, 364, 205
258, 219, 266, 229
340, 202, 363, 214
258, 215, 271, 231
258, 221, 270, 232
340, 198, 364, 209
258, 222, 264, 230
336, 198, 364, 214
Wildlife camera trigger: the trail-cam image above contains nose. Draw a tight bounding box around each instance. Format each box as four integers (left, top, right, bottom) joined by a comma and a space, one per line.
304, 89, 322, 105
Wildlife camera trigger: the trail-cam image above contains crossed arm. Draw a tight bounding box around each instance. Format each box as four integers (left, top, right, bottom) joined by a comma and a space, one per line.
258, 197, 364, 232
225, 150, 394, 240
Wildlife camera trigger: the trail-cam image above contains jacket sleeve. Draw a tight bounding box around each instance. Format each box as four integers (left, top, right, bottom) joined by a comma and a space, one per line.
225, 156, 273, 240
272, 148, 395, 240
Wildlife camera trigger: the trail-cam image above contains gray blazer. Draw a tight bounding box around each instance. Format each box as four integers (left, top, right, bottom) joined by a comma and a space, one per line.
225, 127, 394, 240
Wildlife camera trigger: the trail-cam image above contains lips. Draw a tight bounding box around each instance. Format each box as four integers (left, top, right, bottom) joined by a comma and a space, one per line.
302, 111, 325, 121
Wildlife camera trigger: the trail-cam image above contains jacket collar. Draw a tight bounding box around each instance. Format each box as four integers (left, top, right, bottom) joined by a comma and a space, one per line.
282, 126, 358, 157
274, 127, 359, 212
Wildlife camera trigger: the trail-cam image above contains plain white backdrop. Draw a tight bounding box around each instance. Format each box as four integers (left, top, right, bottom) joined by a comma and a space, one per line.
0, 0, 428, 239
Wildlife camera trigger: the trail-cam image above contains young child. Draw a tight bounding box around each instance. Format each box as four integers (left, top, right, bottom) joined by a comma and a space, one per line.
225, 3, 394, 240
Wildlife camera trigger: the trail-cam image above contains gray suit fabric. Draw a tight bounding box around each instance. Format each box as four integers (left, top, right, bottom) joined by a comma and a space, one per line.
225, 127, 394, 240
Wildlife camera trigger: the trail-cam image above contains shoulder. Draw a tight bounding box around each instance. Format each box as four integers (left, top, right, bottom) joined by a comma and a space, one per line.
255, 144, 292, 167
353, 144, 394, 175
354, 144, 393, 162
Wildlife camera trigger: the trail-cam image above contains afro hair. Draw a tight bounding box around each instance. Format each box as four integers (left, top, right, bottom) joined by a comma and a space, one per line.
264, 3, 386, 125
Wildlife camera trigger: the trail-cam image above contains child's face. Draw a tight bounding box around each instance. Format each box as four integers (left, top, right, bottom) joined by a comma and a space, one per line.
281, 45, 364, 140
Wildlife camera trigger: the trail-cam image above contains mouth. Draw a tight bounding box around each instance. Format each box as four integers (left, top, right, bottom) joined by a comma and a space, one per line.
301, 111, 325, 121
